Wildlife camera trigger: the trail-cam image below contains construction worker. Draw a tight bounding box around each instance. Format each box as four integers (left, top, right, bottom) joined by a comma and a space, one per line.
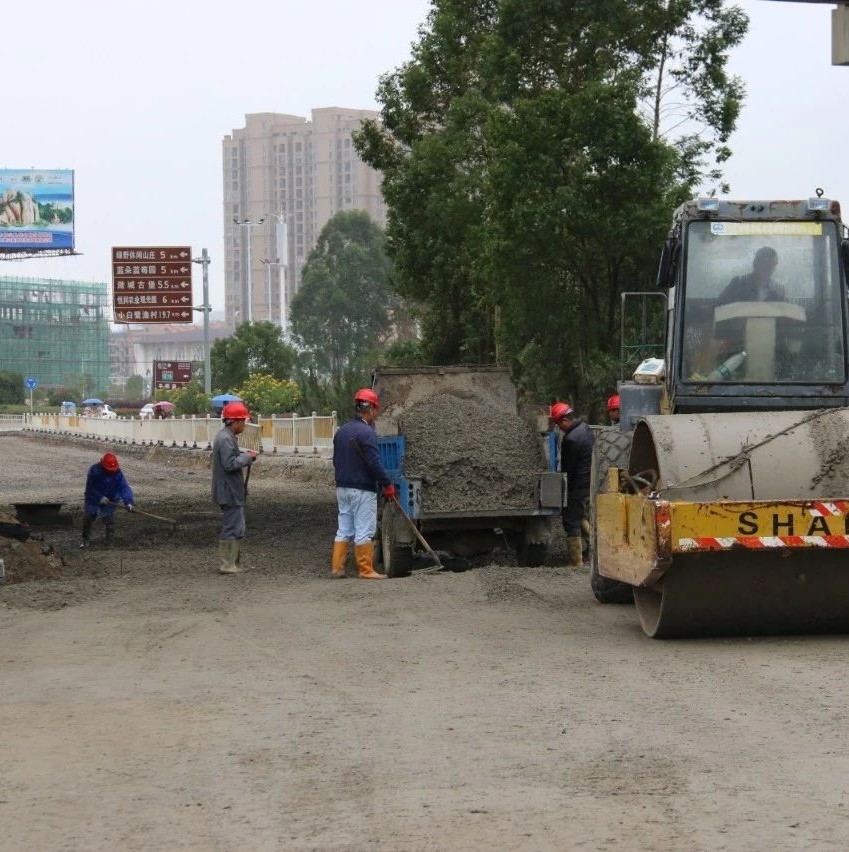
607, 394, 620, 425
80, 452, 134, 548
551, 402, 594, 567
212, 401, 258, 574
331, 387, 394, 579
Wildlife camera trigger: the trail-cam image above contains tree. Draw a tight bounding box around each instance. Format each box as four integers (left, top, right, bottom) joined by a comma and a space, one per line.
0, 371, 24, 404
234, 373, 301, 417
355, 0, 748, 410
210, 321, 297, 392
290, 211, 399, 381
125, 375, 144, 399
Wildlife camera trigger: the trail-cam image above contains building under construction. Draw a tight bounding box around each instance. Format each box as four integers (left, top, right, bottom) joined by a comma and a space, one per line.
0, 275, 110, 393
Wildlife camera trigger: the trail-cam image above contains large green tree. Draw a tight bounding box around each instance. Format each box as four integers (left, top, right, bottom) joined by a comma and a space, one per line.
355, 0, 748, 412
290, 210, 398, 381
210, 321, 297, 392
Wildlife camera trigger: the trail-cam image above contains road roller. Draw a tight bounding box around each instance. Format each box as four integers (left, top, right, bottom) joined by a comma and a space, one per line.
592, 196, 849, 637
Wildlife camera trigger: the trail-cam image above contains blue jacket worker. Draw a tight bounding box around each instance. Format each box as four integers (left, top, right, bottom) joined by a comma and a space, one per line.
551, 402, 595, 567
331, 388, 394, 579
81, 452, 134, 548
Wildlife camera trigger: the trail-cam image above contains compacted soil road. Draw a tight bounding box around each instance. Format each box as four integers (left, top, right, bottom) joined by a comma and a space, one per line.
2, 433, 849, 851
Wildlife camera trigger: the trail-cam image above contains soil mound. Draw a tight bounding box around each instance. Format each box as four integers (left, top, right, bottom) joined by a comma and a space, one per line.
401, 393, 545, 513
1, 537, 65, 584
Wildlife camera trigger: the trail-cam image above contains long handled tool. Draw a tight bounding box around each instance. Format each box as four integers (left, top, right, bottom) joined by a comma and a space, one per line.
391, 495, 444, 573
107, 501, 177, 530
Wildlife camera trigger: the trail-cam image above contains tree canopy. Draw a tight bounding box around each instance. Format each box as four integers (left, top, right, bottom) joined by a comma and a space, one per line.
210, 321, 297, 392
355, 0, 748, 413
290, 210, 399, 382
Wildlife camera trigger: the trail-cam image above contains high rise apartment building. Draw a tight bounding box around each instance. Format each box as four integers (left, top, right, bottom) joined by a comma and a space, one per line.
222, 108, 386, 328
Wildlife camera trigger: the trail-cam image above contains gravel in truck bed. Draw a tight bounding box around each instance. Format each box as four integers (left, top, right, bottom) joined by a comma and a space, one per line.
401, 393, 546, 514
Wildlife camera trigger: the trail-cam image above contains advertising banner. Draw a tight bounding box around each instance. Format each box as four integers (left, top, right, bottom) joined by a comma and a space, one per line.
0, 169, 75, 250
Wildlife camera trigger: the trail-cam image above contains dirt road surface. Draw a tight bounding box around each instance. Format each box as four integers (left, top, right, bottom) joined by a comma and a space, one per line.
3, 433, 849, 851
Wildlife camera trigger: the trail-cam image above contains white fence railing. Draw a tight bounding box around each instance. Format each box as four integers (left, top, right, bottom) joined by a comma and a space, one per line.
24, 412, 337, 453
0, 414, 25, 431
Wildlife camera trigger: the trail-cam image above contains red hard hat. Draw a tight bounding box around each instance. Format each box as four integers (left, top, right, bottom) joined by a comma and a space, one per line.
550, 402, 572, 422
607, 394, 620, 412
354, 388, 380, 408
101, 452, 120, 473
222, 401, 250, 421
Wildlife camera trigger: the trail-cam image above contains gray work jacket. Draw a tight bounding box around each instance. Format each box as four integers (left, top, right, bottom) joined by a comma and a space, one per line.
211, 426, 254, 507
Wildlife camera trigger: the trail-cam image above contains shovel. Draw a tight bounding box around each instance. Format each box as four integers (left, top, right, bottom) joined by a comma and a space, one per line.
390, 495, 446, 574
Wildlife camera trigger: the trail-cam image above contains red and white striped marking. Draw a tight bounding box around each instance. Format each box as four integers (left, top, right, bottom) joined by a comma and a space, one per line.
809, 501, 849, 517
678, 535, 849, 551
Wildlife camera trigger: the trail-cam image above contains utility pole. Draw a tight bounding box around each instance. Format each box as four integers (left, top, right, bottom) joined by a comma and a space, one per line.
192, 248, 213, 394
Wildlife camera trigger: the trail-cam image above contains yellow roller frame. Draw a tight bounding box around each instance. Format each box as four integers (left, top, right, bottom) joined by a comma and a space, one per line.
596, 485, 849, 588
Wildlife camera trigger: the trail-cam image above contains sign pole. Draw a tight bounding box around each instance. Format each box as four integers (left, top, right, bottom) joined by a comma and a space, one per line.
192, 248, 213, 394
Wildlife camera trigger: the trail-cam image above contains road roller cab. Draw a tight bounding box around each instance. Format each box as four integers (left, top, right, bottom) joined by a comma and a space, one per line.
592, 196, 849, 637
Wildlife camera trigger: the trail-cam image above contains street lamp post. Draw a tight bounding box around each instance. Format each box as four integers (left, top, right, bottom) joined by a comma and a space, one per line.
260, 257, 280, 324
192, 248, 213, 394
233, 217, 265, 323
264, 210, 295, 338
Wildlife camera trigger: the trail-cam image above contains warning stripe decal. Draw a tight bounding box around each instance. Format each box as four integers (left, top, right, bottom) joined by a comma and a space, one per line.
677, 535, 849, 551
809, 501, 849, 517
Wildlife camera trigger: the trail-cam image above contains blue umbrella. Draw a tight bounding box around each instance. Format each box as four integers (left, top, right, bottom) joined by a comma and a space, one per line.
81, 398, 104, 406
210, 393, 242, 409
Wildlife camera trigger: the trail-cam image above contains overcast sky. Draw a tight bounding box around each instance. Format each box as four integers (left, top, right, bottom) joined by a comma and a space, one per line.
3, 0, 847, 315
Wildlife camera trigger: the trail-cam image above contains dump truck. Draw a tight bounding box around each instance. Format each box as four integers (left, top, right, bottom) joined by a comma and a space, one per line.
592, 196, 849, 637
373, 366, 564, 576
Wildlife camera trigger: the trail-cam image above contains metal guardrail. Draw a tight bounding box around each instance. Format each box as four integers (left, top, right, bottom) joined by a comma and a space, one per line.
23, 412, 337, 453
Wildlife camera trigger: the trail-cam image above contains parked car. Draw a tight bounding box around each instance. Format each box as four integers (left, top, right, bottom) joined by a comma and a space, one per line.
100, 404, 118, 420
139, 403, 155, 419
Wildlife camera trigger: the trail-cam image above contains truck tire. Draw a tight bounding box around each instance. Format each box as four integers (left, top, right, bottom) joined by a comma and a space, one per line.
381, 502, 415, 579
516, 517, 551, 567
517, 541, 548, 567
590, 427, 634, 604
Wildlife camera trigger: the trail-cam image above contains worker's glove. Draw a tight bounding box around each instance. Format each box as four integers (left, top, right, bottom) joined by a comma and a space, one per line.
99, 496, 110, 505
382, 484, 396, 500
246, 450, 258, 460
126, 504, 134, 512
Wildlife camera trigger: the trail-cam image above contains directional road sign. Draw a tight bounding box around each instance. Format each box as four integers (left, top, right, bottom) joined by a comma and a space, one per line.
153, 360, 195, 390
112, 246, 193, 324
24, 376, 37, 390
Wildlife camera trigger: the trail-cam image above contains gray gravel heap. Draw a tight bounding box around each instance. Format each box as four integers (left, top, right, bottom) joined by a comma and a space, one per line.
401, 393, 545, 513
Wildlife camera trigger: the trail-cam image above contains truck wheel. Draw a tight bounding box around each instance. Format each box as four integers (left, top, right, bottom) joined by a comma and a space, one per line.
590, 427, 634, 604
381, 502, 414, 579
517, 541, 548, 567
516, 517, 550, 567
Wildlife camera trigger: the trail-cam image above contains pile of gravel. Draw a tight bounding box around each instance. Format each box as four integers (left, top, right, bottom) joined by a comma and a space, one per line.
401, 393, 545, 514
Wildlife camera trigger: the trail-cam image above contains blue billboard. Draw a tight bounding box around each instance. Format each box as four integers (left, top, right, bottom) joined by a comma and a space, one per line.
0, 168, 74, 251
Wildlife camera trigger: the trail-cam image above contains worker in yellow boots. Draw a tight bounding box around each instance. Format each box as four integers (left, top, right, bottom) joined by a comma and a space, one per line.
331, 388, 395, 579
212, 401, 258, 574
551, 401, 595, 567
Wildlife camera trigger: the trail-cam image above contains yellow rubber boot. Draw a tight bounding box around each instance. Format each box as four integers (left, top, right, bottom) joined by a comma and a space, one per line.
218, 540, 242, 574
331, 541, 349, 578
355, 542, 386, 580
566, 536, 584, 567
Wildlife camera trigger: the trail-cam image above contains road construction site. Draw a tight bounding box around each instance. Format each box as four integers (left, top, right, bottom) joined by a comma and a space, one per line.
3, 432, 849, 851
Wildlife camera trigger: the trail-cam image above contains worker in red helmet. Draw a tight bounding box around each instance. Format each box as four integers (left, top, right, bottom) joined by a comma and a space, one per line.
212, 400, 258, 574
80, 452, 134, 548
552, 402, 595, 567
607, 394, 620, 425
330, 387, 393, 579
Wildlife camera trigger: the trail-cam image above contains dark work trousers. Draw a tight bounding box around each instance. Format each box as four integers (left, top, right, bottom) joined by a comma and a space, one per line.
562, 493, 589, 537
219, 505, 246, 540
